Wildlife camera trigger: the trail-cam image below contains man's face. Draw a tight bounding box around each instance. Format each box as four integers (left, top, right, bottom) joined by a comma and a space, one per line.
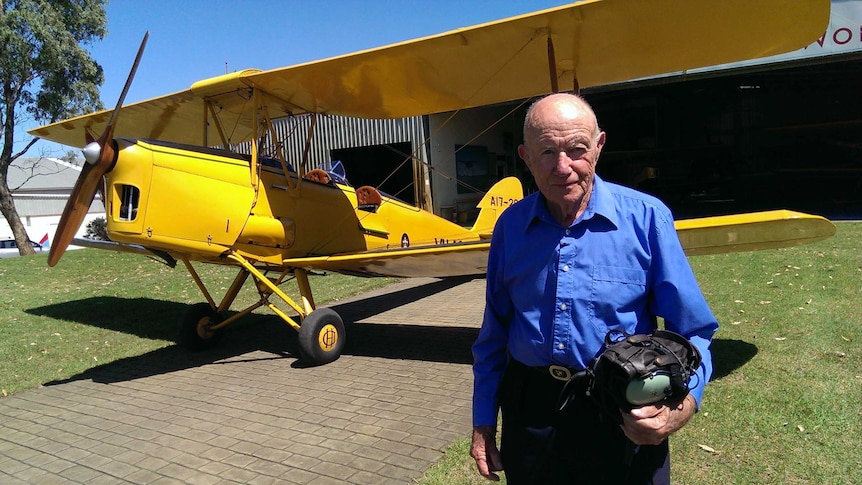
518, 98, 606, 222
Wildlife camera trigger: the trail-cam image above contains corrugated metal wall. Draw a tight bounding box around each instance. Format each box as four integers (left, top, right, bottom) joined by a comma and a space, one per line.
265, 114, 429, 173
11, 195, 104, 217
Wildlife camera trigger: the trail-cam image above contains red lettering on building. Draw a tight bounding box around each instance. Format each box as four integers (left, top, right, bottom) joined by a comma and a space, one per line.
812, 25, 862, 48
833, 27, 853, 45
816, 32, 826, 47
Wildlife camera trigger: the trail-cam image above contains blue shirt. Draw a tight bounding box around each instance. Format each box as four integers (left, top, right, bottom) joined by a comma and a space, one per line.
472, 175, 718, 427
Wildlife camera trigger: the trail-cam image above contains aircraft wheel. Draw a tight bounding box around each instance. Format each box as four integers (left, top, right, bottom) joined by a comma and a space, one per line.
298, 308, 345, 365
179, 303, 224, 351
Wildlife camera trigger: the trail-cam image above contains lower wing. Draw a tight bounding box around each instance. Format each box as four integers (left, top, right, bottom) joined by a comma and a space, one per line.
675, 210, 836, 256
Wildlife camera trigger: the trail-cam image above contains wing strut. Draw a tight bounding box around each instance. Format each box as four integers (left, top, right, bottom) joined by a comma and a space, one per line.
205, 100, 231, 148
546, 36, 579, 94
547, 37, 559, 93
300, 113, 318, 175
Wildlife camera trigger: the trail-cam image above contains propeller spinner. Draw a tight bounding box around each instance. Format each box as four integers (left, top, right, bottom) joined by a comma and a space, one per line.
48, 32, 149, 266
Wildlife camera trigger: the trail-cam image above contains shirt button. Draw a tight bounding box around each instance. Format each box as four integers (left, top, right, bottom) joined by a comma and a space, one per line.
565, 229, 570, 236
558, 343, 565, 350
562, 265, 569, 272
560, 303, 567, 311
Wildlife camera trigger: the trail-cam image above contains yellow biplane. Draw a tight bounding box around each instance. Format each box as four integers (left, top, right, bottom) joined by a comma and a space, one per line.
30, 0, 835, 364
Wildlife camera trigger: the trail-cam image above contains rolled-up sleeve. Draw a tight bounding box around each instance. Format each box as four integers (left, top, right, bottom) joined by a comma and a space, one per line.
649, 211, 719, 409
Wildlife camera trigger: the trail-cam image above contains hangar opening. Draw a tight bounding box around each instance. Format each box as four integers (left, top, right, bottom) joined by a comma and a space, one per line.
588, 56, 862, 219
331, 142, 417, 205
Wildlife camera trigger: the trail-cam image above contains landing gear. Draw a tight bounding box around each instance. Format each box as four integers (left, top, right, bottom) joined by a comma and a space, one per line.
179, 302, 224, 351
298, 308, 345, 365
178, 254, 348, 364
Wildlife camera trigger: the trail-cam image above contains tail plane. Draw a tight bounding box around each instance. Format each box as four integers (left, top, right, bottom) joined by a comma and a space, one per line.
470, 177, 524, 236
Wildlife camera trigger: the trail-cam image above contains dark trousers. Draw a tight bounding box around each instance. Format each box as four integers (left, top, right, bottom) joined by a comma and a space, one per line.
499, 359, 670, 484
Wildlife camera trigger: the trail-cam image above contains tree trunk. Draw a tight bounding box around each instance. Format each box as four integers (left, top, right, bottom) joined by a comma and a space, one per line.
0, 180, 37, 256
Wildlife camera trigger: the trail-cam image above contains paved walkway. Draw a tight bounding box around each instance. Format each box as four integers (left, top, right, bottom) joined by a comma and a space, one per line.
0, 276, 486, 484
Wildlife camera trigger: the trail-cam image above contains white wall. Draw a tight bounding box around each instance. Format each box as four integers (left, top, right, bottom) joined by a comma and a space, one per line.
1, 212, 104, 246
427, 104, 525, 220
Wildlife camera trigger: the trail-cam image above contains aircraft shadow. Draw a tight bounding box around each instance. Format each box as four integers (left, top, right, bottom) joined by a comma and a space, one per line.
33, 277, 480, 386
26, 276, 479, 343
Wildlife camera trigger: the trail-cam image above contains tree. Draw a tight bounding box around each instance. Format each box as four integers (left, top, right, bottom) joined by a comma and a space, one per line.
83, 215, 107, 240
0, 0, 106, 255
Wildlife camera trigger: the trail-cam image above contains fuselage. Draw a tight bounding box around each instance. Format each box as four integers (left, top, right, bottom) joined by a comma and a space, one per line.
103, 139, 484, 266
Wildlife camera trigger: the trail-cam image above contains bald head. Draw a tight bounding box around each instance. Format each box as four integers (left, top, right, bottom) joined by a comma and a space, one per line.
523, 93, 601, 142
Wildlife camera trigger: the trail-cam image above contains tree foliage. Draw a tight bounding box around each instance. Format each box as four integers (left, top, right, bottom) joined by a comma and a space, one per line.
0, 0, 106, 255
84, 215, 108, 240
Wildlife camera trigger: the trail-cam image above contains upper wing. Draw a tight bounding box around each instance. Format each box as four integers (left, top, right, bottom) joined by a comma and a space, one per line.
30, 0, 829, 148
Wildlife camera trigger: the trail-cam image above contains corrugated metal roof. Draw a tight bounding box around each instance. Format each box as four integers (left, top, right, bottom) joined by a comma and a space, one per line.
7, 158, 82, 191
4, 158, 102, 219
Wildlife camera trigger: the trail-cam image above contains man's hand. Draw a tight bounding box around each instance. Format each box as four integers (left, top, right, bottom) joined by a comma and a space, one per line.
470, 425, 503, 481
620, 394, 697, 445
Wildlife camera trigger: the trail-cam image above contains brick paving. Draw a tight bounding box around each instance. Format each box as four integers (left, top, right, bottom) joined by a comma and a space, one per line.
0, 276, 486, 484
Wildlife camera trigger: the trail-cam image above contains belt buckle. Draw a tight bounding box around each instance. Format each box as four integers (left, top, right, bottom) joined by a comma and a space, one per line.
548, 365, 572, 381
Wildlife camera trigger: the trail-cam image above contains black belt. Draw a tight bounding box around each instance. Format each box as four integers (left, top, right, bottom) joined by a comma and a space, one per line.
512, 359, 582, 382
505, 358, 595, 415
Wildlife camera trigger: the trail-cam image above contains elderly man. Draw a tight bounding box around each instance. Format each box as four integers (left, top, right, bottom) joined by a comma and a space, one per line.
470, 93, 718, 484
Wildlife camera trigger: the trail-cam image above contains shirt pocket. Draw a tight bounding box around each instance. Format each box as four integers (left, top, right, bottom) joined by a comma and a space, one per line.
589, 265, 648, 335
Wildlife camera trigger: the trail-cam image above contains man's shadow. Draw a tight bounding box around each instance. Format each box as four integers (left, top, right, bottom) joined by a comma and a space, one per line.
710, 338, 758, 380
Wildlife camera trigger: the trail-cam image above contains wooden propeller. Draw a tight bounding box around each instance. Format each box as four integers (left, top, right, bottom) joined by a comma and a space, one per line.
48, 32, 149, 266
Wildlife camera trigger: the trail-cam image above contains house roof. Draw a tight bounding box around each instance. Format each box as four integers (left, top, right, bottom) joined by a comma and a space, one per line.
5, 157, 104, 218
7, 157, 82, 192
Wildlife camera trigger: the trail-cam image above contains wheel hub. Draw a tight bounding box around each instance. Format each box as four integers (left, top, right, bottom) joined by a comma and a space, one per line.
196, 317, 215, 339
318, 323, 339, 352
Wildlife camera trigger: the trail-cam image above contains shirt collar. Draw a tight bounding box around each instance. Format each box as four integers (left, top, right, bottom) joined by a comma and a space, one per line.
524, 174, 619, 231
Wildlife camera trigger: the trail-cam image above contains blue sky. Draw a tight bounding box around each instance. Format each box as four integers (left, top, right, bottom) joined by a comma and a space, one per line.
22, 0, 568, 156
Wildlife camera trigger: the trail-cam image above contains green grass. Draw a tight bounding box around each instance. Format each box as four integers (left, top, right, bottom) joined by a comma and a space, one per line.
417, 438, 486, 485
672, 221, 862, 484
417, 222, 862, 485
0, 248, 396, 396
